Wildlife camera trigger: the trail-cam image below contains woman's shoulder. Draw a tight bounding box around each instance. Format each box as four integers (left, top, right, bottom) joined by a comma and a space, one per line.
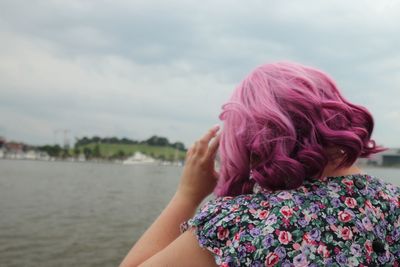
200, 173, 399, 212
190, 173, 400, 222
184, 173, 400, 240
182, 174, 400, 266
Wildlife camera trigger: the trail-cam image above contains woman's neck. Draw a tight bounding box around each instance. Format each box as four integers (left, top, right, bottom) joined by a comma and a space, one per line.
320, 149, 363, 178
321, 164, 363, 178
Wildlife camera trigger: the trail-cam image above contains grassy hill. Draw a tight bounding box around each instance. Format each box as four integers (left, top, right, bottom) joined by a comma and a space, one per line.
77, 143, 186, 161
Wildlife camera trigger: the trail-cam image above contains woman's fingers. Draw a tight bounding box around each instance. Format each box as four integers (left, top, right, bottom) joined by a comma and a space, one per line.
195, 125, 220, 156
186, 145, 194, 159
199, 125, 220, 145
207, 133, 220, 160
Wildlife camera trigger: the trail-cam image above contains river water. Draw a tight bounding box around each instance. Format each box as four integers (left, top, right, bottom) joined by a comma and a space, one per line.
0, 160, 399, 267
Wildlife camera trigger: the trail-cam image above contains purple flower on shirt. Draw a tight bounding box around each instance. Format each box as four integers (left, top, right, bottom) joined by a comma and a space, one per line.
331, 198, 341, 208
269, 196, 280, 205
274, 246, 286, 258
298, 217, 309, 227
316, 188, 327, 197
378, 254, 389, 264
362, 216, 373, 231
354, 219, 364, 232
309, 203, 320, 213
326, 215, 337, 225
263, 233, 274, 247
293, 253, 308, 266
310, 228, 321, 241
248, 202, 258, 209
392, 228, 400, 241
374, 225, 385, 239
266, 213, 277, 225
390, 202, 397, 212
350, 243, 362, 256
336, 252, 347, 265
328, 182, 341, 192
293, 194, 305, 205
250, 227, 261, 237
379, 219, 388, 229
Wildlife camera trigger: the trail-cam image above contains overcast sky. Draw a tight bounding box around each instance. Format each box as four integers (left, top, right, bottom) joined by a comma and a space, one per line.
0, 0, 399, 147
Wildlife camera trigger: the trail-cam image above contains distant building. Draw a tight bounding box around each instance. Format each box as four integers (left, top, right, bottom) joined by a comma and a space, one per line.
4, 142, 24, 159
5, 142, 24, 152
357, 148, 400, 167
0, 137, 5, 148
381, 149, 400, 166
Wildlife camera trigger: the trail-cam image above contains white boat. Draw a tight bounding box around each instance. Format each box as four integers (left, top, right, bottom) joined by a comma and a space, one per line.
122, 152, 156, 164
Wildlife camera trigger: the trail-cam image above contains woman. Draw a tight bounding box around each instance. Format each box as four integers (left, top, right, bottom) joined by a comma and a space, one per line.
120, 62, 400, 266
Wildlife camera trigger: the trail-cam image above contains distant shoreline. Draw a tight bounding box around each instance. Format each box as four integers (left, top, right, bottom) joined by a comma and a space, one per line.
0, 157, 185, 167
1, 157, 399, 169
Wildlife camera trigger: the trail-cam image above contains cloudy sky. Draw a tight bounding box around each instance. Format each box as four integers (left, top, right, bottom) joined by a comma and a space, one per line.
0, 0, 399, 147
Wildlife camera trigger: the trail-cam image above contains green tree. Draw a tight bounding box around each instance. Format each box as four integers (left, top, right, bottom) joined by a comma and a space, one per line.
83, 147, 92, 159
75, 137, 90, 146
171, 142, 186, 151
93, 144, 101, 158
61, 149, 71, 159
38, 145, 62, 158
92, 136, 101, 143
145, 136, 170, 146
73, 147, 80, 157
117, 150, 125, 159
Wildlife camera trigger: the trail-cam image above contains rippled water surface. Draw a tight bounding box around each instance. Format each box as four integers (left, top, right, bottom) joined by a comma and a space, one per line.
0, 160, 399, 267
0, 160, 181, 267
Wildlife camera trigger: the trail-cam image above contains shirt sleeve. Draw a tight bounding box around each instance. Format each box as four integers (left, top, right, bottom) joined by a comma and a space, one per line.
180, 196, 246, 266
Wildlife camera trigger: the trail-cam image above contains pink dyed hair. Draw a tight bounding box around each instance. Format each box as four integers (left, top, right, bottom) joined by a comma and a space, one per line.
215, 62, 385, 197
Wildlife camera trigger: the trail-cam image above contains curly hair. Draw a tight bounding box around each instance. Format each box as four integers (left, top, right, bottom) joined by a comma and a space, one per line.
215, 62, 385, 196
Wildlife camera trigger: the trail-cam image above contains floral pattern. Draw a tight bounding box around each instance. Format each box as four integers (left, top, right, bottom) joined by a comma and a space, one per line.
181, 174, 400, 266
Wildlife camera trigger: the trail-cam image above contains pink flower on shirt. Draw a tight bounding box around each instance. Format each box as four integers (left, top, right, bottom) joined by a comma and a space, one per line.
278, 231, 292, 244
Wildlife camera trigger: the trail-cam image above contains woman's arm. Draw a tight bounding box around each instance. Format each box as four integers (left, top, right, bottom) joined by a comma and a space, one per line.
138, 229, 218, 267
119, 126, 220, 267
119, 192, 199, 267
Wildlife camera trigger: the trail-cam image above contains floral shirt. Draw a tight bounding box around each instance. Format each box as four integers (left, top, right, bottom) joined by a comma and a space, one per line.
181, 174, 400, 266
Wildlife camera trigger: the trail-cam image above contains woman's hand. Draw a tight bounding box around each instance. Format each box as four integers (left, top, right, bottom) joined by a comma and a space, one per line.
176, 125, 220, 205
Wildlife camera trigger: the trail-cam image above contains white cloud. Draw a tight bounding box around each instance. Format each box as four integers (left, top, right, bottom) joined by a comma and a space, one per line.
0, 0, 399, 147
0, 30, 231, 145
